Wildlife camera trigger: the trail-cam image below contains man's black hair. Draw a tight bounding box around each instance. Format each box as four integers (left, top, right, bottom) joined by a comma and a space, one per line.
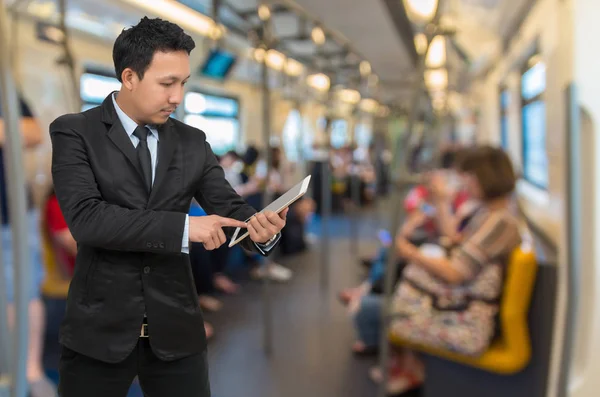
113, 17, 196, 82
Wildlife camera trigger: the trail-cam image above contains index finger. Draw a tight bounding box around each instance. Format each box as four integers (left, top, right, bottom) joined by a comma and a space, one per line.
216, 217, 248, 228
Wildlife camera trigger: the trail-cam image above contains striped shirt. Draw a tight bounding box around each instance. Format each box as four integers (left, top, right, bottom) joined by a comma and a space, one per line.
450, 206, 522, 281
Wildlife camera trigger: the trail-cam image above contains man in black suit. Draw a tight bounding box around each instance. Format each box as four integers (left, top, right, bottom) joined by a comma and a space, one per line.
50, 17, 287, 397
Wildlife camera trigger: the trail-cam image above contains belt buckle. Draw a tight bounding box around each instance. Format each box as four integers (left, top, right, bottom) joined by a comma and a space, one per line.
140, 323, 149, 338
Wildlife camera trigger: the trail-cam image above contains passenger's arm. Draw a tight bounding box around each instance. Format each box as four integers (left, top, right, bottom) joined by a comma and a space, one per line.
395, 237, 466, 285
397, 212, 521, 285
398, 210, 428, 238
50, 117, 187, 253
0, 117, 43, 148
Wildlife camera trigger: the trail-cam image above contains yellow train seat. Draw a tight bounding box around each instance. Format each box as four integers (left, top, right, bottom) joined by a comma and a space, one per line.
389, 246, 538, 374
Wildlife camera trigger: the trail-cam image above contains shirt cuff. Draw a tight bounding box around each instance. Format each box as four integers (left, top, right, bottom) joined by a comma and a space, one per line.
253, 233, 281, 255
181, 215, 190, 254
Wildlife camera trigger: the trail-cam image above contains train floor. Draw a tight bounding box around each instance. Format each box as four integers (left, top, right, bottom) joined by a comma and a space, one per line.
43, 204, 400, 396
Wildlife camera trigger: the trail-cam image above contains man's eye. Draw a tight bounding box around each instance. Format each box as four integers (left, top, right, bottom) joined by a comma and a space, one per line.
161, 82, 173, 87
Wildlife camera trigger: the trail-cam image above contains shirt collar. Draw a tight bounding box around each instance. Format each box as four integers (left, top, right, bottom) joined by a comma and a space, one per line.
111, 92, 159, 141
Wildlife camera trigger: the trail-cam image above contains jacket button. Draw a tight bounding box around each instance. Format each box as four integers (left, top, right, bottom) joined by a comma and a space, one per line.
143, 266, 150, 274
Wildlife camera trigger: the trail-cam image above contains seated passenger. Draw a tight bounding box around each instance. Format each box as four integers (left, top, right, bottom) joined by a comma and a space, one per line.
342, 150, 474, 310
358, 146, 521, 394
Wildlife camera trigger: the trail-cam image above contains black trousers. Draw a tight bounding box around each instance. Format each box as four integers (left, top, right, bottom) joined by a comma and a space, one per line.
58, 339, 210, 397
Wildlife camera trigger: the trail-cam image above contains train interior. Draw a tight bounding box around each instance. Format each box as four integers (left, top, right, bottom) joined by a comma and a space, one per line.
0, 0, 599, 396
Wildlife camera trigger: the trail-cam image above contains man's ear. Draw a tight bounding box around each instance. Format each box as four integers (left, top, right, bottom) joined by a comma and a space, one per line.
121, 68, 137, 90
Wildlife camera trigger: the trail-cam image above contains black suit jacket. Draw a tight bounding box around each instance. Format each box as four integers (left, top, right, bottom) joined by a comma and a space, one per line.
50, 94, 265, 363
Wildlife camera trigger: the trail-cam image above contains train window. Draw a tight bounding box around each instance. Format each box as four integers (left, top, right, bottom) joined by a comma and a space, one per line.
355, 123, 372, 148
521, 54, 548, 189
282, 109, 302, 162
80, 72, 120, 111
183, 91, 240, 155
500, 88, 510, 149
330, 119, 349, 149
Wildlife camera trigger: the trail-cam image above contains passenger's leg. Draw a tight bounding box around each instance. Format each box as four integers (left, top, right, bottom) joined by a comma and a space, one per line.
58, 344, 138, 397
352, 294, 382, 353
211, 244, 239, 294
138, 340, 210, 397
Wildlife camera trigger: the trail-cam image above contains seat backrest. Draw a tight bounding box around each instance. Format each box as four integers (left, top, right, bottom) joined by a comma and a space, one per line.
498, 246, 538, 349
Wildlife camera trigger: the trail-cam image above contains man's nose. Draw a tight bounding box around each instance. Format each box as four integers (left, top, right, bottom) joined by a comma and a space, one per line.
169, 87, 184, 105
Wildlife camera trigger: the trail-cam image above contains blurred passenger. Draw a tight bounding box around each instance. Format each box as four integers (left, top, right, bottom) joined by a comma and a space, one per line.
236, 146, 293, 282
363, 146, 521, 394
40, 186, 75, 372
0, 95, 56, 396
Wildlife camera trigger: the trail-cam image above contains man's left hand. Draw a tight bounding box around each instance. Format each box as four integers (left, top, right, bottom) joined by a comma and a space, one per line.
247, 208, 288, 244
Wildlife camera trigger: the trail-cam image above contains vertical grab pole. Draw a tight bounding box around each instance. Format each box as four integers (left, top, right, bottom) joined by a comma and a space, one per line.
350, 115, 361, 258
557, 83, 581, 397
320, 117, 332, 290
376, 51, 428, 397
0, 1, 33, 396
260, 55, 274, 357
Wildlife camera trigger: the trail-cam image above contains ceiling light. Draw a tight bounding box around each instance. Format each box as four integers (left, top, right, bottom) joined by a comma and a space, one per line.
338, 89, 361, 105
258, 4, 271, 21
306, 73, 330, 91
360, 60, 371, 76
424, 69, 448, 90
311, 26, 325, 46
266, 49, 286, 71
253, 48, 266, 63
403, 0, 439, 24
285, 58, 304, 76
359, 98, 379, 113
414, 33, 428, 55
425, 35, 446, 68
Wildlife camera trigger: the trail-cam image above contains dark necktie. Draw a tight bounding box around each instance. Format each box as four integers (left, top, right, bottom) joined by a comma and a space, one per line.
133, 126, 153, 194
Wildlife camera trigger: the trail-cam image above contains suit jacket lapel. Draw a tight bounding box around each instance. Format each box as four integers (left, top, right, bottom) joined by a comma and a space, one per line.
149, 120, 177, 204
101, 93, 146, 184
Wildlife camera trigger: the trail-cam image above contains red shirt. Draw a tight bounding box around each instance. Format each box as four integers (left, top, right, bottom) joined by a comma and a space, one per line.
45, 194, 75, 275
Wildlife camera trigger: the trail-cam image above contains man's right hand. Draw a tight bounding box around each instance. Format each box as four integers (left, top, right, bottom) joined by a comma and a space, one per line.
189, 215, 247, 250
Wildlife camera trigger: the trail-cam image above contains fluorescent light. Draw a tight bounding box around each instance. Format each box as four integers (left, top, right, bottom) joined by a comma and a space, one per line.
120, 0, 223, 38
403, 0, 439, 23
359, 98, 379, 113
426, 35, 446, 68
360, 61, 371, 76
266, 49, 286, 71
258, 4, 271, 21
414, 33, 427, 55
338, 89, 361, 105
425, 69, 448, 90
311, 26, 325, 45
253, 48, 266, 63
306, 73, 330, 91
285, 58, 304, 76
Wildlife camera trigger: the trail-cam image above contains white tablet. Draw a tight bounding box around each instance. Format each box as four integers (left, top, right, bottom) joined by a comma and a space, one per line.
228, 175, 311, 248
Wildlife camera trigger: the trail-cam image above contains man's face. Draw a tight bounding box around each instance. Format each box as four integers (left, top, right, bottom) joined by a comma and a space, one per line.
128, 50, 190, 125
